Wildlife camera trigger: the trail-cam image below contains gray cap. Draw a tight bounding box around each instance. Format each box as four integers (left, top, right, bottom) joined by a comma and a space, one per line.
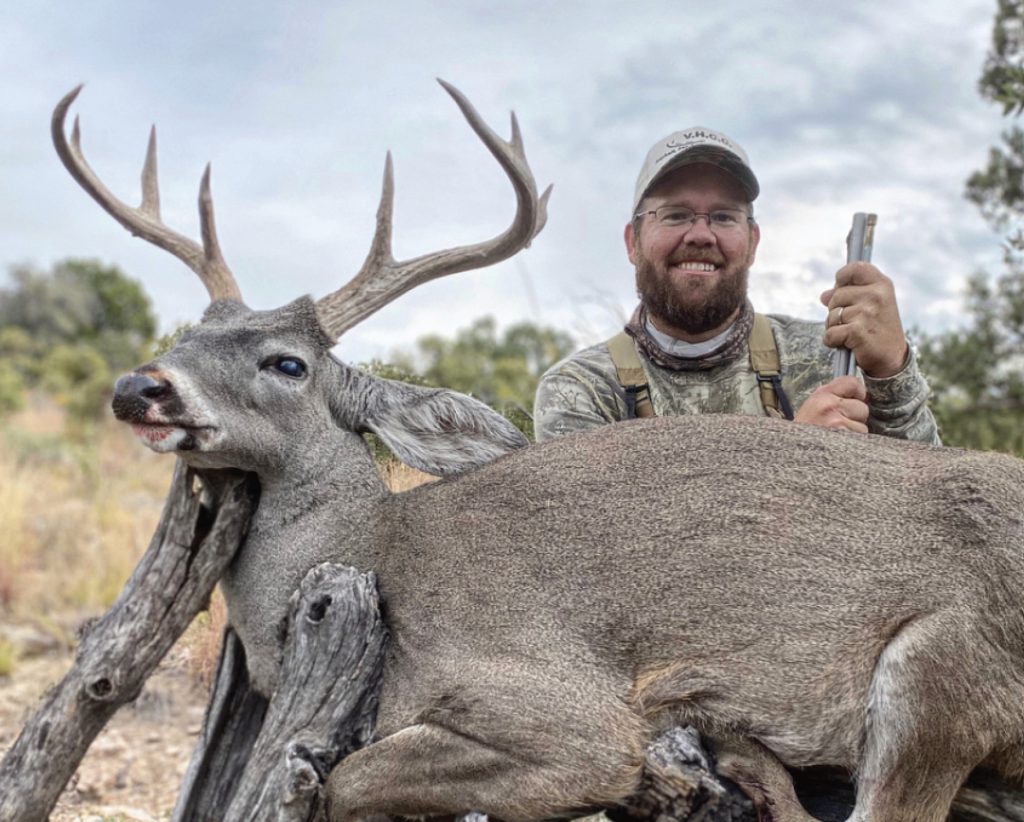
633, 126, 759, 212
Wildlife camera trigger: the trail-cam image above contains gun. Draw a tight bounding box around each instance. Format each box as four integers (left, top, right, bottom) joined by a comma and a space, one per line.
832, 212, 877, 379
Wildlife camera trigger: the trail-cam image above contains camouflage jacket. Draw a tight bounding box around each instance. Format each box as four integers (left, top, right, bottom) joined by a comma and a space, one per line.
534, 313, 940, 444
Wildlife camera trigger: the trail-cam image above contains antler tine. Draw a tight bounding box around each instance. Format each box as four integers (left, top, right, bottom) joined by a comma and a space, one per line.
197, 165, 240, 301
140, 126, 160, 217
362, 152, 397, 277
315, 80, 551, 339
51, 86, 242, 303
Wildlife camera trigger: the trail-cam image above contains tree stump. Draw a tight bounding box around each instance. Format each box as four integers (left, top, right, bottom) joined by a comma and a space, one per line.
171, 627, 270, 819
223, 564, 387, 821
171, 563, 387, 821
611, 727, 754, 821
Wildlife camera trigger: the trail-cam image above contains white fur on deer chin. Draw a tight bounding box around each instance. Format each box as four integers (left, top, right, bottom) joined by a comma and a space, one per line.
130, 424, 195, 452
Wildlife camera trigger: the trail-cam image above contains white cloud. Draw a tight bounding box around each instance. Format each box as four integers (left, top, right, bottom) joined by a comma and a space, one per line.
0, 0, 1011, 366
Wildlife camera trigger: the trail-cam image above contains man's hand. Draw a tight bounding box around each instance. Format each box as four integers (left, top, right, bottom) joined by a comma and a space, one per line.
820, 262, 908, 378
795, 376, 869, 433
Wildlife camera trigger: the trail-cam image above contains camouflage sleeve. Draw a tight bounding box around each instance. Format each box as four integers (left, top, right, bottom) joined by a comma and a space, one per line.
771, 316, 941, 445
863, 347, 942, 445
533, 346, 627, 442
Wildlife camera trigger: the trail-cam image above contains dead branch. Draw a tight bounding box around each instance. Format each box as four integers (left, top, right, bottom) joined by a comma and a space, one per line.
222, 564, 386, 821
0, 462, 258, 822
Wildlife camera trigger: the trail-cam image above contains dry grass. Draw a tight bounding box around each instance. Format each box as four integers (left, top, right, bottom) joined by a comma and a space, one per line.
1, 396, 225, 687
0, 395, 172, 627
378, 458, 438, 492
0, 637, 15, 677
180, 591, 228, 688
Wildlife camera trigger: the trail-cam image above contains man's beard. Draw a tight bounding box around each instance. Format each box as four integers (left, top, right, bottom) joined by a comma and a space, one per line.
635, 253, 749, 336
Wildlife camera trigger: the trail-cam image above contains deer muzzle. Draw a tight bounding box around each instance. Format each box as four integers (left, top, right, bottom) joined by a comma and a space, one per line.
111, 372, 173, 423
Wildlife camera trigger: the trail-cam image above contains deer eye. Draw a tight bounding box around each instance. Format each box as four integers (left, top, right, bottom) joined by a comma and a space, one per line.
271, 357, 307, 378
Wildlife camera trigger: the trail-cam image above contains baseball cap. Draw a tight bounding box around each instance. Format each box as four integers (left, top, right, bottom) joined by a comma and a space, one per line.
633, 126, 759, 212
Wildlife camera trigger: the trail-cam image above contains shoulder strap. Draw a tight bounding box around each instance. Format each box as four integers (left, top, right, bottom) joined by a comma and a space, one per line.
749, 313, 794, 420
607, 332, 655, 419
607, 320, 794, 421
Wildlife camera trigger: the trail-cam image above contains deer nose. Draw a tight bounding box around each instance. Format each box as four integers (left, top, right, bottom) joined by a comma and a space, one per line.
111, 372, 173, 422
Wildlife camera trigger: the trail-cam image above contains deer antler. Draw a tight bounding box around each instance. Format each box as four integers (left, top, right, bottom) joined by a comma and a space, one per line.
314, 79, 552, 339
51, 85, 242, 303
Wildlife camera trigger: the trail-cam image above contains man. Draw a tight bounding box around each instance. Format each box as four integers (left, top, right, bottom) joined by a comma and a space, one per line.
534, 127, 939, 444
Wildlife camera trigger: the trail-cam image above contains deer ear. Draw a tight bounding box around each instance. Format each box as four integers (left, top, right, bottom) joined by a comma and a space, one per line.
353, 378, 528, 476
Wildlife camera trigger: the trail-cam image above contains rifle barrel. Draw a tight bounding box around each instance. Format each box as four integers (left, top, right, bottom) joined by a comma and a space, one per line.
832, 213, 877, 379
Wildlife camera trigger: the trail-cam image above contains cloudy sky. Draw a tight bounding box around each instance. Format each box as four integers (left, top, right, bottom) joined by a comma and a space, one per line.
0, 1, 1011, 364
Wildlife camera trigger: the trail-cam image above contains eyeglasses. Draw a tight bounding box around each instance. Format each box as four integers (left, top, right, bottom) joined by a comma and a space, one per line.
634, 205, 754, 233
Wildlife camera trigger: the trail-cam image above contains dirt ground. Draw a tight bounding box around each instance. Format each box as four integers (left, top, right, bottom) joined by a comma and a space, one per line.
0, 622, 210, 822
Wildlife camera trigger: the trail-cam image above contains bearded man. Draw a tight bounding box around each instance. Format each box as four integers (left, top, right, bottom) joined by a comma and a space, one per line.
534, 128, 939, 444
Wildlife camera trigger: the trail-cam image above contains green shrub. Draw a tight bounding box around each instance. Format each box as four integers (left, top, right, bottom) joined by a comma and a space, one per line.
0, 362, 25, 417
153, 322, 192, 357
40, 343, 113, 425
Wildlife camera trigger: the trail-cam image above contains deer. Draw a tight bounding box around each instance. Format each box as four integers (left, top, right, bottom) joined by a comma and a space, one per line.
53, 83, 1024, 822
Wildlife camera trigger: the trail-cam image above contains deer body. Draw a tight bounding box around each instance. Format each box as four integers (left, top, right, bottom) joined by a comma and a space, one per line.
370, 415, 1024, 755
53, 84, 1024, 822
371, 423, 1024, 822
220, 367, 1024, 821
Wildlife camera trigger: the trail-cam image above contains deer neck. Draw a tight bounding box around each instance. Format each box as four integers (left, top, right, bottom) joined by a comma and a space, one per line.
222, 429, 389, 696
248, 429, 388, 567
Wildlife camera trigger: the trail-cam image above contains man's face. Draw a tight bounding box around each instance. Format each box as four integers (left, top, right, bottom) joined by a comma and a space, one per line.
625, 163, 760, 338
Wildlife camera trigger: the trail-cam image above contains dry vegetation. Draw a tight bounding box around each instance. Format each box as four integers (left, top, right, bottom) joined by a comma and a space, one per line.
0, 396, 171, 624
0, 395, 433, 820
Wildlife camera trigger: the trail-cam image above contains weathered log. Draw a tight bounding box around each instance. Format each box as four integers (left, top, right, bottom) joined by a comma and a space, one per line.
611, 727, 754, 821
171, 627, 269, 820
614, 743, 1024, 822
952, 772, 1024, 821
171, 563, 387, 821
0, 462, 258, 822
222, 564, 387, 821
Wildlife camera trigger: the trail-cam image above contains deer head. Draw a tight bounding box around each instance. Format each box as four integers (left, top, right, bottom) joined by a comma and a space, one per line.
52, 82, 550, 479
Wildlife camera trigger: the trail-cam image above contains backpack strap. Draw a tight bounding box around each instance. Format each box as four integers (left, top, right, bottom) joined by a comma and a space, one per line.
607, 332, 654, 419
607, 317, 794, 421
749, 313, 794, 420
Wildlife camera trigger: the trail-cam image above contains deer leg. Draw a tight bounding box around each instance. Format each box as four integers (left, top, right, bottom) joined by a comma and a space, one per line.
324, 718, 644, 822
851, 739, 974, 822
709, 733, 817, 822
848, 615, 994, 822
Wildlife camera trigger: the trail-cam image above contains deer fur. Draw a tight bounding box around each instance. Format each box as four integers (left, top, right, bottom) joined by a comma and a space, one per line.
109, 295, 1024, 822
